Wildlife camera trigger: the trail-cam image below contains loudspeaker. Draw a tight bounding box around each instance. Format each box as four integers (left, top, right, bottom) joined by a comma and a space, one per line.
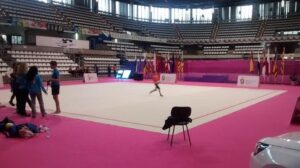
133, 73, 143, 81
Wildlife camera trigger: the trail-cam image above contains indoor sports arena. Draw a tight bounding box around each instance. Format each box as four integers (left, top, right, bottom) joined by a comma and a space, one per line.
0, 0, 300, 168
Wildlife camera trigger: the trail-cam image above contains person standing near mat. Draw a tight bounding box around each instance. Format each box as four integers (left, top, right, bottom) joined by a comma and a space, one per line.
48, 61, 61, 114
112, 64, 117, 77
27, 66, 47, 118
149, 72, 163, 97
8, 63, 18, 106
94, 64, 99, 76
15, 63, 32, 117
107, 65, 111, 77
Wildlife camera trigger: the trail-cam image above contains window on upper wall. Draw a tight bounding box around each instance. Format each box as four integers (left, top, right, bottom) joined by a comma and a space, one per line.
98, 0, 112, 13
11, 36, 22, 45
115, 1, 129, 17
281, 0, 290, 16
133, 5, 149, 21
171, 8, 190, 23
236, 5, 253, 21
151, 7, 169, 23
259, 3, 274, 19
127, 3, 132, 18
192, 8, 214, 23
281, 30, 300, 35
116, 1, 120, 14
133, 5, 138, 20
37, 0, 48, 3
55, 0, 72, 4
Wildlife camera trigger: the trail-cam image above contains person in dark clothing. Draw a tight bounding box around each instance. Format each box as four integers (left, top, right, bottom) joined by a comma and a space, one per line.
0, 117, 41, 138
112, 64, 117, 77
8, 63, 18, 106
94, 64, 99, 76
107, 65, 111, 77
15, 63, 32, 117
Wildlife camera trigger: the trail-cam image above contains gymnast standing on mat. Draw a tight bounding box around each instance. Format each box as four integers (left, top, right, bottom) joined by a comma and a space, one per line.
48, 61, 61, 114
149, 72, 163, 97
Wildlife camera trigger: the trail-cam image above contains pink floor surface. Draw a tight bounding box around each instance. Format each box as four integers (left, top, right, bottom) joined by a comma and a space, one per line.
0, 78, 300, 168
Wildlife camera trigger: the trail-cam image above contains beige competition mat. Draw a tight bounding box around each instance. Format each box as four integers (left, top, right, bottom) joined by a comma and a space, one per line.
0, 82, 285, 134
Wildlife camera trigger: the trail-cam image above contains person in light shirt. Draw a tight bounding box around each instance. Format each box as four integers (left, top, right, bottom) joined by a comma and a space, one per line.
27, 66, 47, 118
48, 61, 61, 114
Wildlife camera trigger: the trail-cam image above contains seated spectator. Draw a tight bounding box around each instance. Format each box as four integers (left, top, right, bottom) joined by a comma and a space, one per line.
94, 64, 99, 75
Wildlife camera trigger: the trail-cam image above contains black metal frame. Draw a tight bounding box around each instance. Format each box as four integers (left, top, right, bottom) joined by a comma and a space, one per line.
167, 122, 192, 147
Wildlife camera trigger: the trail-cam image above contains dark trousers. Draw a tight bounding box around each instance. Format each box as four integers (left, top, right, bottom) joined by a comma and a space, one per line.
10, 92, 15, 102
16, 89, 31, 116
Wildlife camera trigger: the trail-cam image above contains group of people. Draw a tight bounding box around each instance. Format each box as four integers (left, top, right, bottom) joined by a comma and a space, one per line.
8, 61, 61, 118
5, 60, 163, 118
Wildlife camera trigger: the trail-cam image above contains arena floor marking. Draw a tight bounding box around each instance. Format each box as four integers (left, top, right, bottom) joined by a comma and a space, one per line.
192, 90, 279, 121
0, 82, 285, 133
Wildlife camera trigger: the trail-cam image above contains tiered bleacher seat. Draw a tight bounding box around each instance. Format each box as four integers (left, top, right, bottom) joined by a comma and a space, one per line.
142, 22, 178, 39
203, 46, 229, 57
234, 45, 264, 54
101, 14, 144, 33
104, 40, 143, 53
0, 0, 67, 26
217, 21, 261, 39
54, 3, 112, 31
263, 16, 300, 37
150, 45, 182, 54
83, 56, 120, 74
0, 57, 9, 75
177, 24, 213, 40
8, 50, 78, 75
0, 8, 8, 22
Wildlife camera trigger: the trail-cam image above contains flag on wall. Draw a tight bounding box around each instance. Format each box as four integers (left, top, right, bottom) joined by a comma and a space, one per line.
143, 57, 148, 75
261, 51, 269, 77
273, 48, 278, 79
176, 57, 184, 74
280, 47, 285, 76
153, 51, 157, 72
257, 51, 261, 76
171, 54, 175, 73
267, 48, 271, 75
164, 56, 171, 73
249, 51, 254, 73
